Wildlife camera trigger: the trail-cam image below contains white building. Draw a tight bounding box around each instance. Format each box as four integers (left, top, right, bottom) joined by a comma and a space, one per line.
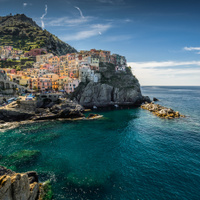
79, 66, 101, 83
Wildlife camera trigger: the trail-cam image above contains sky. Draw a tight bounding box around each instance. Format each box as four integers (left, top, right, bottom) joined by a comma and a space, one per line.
1, 0, 200, 85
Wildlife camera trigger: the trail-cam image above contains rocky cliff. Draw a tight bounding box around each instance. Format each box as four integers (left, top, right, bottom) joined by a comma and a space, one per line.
71, 63, 145, 108
0, 14, 77, 55
0, 166, 40, 200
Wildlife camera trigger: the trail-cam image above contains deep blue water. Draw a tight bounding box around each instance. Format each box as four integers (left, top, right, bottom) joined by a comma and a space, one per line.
0, 86, 200, 200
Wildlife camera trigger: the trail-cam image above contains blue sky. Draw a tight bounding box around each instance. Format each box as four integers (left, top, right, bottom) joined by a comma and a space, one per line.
1, 0, 200, 85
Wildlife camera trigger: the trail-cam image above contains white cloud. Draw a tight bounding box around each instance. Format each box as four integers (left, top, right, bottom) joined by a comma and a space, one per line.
46, 16, 93, 27
129, 61, 200, 68
184, 47, 200, 51
128, 61, 200, 86
41, 5, 48, 30
23, 2, 32, 7
184, 47, 200, 55
61, 24, 111, 41
124, 19, 132, 22
74, 6, 84, 19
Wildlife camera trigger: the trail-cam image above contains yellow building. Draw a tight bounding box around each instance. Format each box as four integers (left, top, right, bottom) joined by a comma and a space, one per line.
59, 61, 68, 77
31, 78, 38, 90
49, 56, 60, 66
19, 76, 31, 87
68, 60, 79, 68
52, 80, 59, 90
58, 76, 70, 90
42, 73, 59, 81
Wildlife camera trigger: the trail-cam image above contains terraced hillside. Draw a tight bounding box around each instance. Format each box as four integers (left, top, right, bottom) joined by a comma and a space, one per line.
0, 14, 77, 55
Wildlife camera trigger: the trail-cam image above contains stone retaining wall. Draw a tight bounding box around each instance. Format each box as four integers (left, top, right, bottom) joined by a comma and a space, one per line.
19, 100, 37, 111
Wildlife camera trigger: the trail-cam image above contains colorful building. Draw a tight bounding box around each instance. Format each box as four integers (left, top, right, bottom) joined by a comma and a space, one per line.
64, 78, 80, 94
49, 56, 60, 66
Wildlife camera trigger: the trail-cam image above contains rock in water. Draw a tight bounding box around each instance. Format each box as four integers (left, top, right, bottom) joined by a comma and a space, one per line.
153, 97, 159, 101
141, 102, 186, 119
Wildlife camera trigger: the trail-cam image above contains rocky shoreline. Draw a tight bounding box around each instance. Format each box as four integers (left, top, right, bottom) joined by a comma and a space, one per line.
0, 99, 105, 131
0, 93, 149, 131
141, 102, 186, 119
0, 166, 52, 200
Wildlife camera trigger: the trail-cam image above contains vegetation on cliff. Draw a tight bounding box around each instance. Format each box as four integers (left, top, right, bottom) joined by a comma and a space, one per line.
0, 14, 77, 55
0, 57, 34, 69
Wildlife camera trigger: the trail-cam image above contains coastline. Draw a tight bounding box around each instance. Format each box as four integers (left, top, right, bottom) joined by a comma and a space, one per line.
0, 114, 104, 132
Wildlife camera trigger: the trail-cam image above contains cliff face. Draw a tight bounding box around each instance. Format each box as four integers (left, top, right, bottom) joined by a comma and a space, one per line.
0, 14, 77, 55
0, 166, 40, 200
71, 63, 143, 107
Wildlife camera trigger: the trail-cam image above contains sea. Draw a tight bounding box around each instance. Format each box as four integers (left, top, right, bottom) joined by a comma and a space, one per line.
0, 86, 200, 200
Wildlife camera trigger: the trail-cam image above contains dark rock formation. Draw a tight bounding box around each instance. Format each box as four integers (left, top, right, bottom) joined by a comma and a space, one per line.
71, 63, 145, 108
33, 100, 85, 121
142, 96, 151, 103
153, 97, 159, 102
0, 109, 34, 122
0, 166, 15, 176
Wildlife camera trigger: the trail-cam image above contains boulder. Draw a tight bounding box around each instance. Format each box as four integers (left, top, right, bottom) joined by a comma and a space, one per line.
153, 97, 159, 101
0, 167, 40, 200
143, 96, 151, 103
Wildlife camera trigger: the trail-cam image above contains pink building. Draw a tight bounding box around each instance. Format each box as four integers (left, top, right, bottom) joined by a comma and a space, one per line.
4, 68, 17, 74
38, 78, 52, 91
64, 78, 80, 94
53, 66, 59, 75
67, 54, 76, 61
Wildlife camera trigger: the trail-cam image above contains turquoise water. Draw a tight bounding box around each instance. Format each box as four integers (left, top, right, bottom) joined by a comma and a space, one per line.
0, 86, 200, 200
